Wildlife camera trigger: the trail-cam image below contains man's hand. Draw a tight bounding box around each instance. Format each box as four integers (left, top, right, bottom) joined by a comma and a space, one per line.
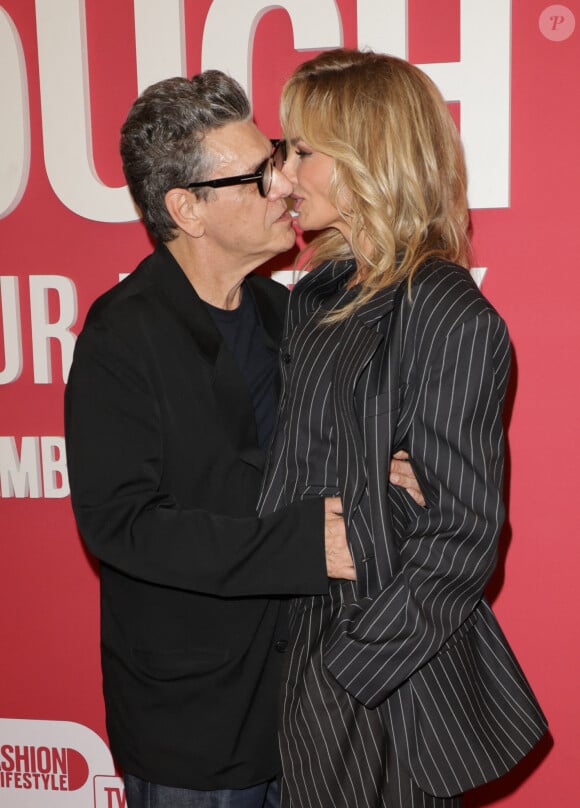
324, 497, 356, 580
389, 450, 426, 507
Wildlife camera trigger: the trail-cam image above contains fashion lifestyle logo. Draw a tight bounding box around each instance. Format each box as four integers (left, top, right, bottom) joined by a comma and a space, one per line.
0, 719, 124, 808
0, 744, 89, 791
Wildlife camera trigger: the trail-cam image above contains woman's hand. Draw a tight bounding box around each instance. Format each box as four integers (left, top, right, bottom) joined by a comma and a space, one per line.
324, 497, 356, 580
389, 450, 425, 507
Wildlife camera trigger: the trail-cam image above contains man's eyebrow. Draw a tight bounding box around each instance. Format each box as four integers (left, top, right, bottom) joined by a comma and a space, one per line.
246, 145, 271, 174
250, 154, 268, 172
211, 144, 269, 177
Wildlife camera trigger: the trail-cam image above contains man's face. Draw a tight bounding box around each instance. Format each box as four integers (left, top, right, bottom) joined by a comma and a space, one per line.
197, 120, 296, 271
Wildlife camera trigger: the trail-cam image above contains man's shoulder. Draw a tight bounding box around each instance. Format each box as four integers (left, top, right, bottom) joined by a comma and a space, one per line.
84, 253, 157, 328
87, 256, 151, 319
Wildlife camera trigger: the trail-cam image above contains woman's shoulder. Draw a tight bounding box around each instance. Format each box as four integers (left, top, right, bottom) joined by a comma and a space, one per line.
404, 259, 507, 344
410, 259, 499, 317
412, 258, 478, 294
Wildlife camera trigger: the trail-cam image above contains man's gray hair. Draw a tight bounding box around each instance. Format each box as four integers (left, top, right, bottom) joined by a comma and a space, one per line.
120, 71, 251, 243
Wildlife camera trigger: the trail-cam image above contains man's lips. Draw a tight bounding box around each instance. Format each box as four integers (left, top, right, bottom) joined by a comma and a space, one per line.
274, 208, 293, 224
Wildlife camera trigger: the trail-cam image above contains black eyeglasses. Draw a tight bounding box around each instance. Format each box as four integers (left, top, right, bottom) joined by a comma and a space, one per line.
187, 139, 286, 198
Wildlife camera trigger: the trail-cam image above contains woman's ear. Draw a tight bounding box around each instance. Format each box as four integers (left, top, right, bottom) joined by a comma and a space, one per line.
164, 188, 205, 238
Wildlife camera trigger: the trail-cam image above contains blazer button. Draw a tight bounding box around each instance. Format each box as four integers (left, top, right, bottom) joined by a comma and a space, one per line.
282, 352, 291, 364
274, 639, 288, 653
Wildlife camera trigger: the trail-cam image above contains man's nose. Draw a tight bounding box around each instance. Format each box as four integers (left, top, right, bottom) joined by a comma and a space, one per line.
267, 166, 293, 199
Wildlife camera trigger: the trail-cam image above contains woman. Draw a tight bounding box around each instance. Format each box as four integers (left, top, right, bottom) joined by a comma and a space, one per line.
258, 50, 546, 808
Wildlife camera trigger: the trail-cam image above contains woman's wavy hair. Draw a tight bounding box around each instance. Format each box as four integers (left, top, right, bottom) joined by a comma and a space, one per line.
280, 49, 471, 318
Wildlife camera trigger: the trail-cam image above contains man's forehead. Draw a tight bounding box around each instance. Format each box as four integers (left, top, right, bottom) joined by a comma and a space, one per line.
204, 120, 270, 169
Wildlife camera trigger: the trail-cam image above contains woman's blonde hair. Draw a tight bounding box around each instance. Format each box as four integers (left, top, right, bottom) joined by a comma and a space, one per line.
280, 49, 470, 318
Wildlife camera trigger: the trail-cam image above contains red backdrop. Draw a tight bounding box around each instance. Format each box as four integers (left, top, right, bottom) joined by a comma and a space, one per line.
1, 1, 578, 806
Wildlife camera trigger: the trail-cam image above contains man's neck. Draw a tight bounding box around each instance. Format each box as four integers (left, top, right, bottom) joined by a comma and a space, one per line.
165, 237, 248, 310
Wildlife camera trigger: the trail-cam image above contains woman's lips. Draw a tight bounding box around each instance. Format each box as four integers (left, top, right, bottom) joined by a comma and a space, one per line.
290, 196, 303, 216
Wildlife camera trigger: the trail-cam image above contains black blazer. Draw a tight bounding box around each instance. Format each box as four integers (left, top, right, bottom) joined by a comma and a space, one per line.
64, 245, 328, 790
283, 258, 547, 797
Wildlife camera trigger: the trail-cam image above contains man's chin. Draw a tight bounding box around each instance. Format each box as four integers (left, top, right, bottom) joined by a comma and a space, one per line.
277, 225, 298, 250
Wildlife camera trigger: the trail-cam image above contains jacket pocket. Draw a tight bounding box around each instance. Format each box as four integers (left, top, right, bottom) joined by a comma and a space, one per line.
364, 389, 401, 418
131, 646, 229, 681
384, 602, 543, 797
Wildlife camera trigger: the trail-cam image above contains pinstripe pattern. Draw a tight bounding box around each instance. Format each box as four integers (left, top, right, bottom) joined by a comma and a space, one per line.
259, 259, 546, 806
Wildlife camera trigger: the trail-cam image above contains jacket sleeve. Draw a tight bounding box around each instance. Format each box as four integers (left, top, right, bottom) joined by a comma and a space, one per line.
64, 319, 327, 599
323, 309, 511, 706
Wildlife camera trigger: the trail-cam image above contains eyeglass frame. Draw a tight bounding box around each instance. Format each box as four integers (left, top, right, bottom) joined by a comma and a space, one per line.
186, 139, 287, 198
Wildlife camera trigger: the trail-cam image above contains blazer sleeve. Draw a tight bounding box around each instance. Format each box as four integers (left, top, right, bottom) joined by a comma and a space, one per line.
323, 309, 511, 707
64, 319, 327, 599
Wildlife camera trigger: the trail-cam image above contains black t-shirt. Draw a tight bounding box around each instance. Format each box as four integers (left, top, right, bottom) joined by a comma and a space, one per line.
205, 285, 277, 450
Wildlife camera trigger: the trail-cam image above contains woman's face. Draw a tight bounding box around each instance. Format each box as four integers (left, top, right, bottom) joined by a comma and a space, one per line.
282, 138, 351, 240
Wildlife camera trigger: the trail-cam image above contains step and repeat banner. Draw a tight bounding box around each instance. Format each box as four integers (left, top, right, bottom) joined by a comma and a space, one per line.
1, 1, 578, 805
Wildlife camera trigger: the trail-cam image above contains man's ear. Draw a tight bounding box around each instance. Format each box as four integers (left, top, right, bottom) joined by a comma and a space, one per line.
164, 188, 205, 238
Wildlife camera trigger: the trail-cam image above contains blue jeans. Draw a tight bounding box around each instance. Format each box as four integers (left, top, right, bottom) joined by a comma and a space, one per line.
123, 773, 279, 808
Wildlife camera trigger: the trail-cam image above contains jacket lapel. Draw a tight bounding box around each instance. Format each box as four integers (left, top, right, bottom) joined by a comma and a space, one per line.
332, 282, 402, 524
148, 245, 260, 465
246, 275, 286, 347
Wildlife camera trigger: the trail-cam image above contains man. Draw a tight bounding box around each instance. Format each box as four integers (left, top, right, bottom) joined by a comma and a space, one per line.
65, 71, 419, 807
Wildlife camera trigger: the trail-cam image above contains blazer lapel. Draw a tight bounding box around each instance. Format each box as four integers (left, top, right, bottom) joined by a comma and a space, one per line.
148, 245, 260, 464
333, 282, 402, 524
246, 274, 286, 347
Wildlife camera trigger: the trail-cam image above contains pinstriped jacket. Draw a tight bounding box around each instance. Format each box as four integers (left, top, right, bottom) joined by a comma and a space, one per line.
283, 258, 547, 797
